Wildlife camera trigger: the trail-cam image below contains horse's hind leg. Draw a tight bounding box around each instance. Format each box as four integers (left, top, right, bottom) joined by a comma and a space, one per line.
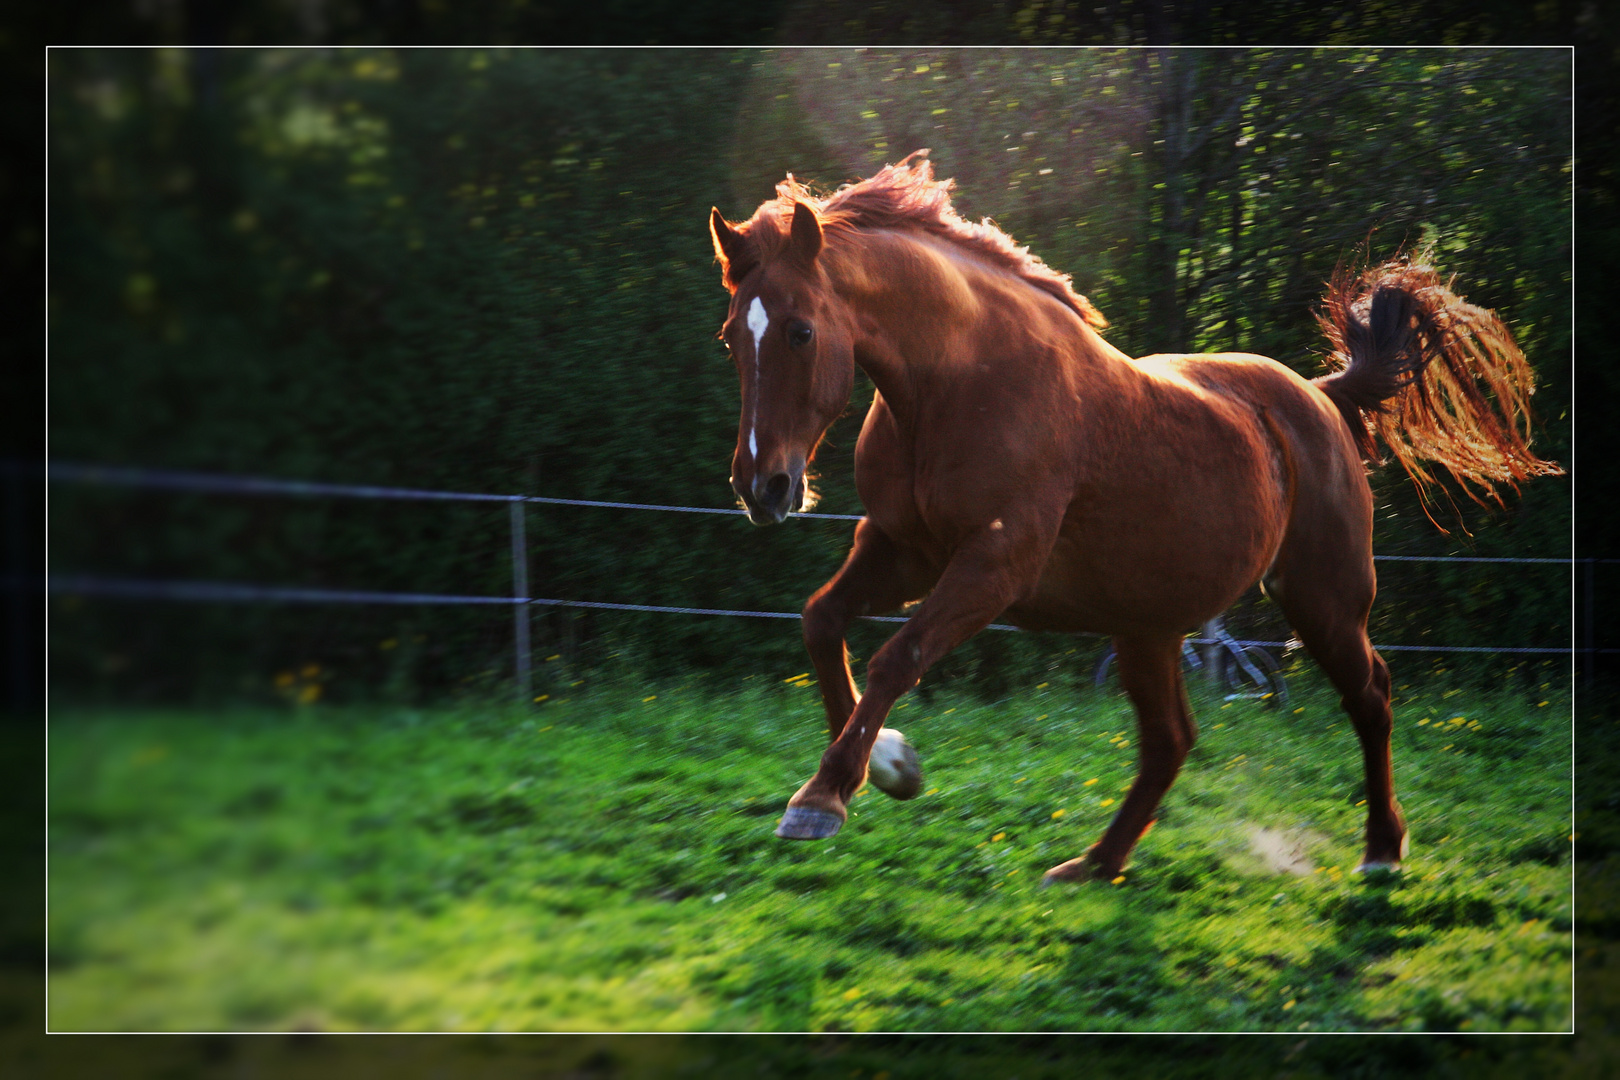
800, 519, 936, 794
1043, 634, 1196, 885
1267, 568, 1408, 871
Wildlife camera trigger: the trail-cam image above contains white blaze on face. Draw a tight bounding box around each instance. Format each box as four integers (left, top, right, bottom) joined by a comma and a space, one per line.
746, 295, 769, 460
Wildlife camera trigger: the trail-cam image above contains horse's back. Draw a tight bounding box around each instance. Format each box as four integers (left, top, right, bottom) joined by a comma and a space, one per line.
1144, 351, 1368, 498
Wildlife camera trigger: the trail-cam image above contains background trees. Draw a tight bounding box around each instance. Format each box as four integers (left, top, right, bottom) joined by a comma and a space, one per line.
47, 47, 1571, 702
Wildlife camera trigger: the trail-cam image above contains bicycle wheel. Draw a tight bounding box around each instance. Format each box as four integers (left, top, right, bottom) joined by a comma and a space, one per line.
1219, 646, 1288, 708
1094, 641, 1201, 690
1093, 650, 1118, 689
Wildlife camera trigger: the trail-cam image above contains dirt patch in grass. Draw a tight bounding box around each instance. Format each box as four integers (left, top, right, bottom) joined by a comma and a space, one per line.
1241, 824, 1325, 876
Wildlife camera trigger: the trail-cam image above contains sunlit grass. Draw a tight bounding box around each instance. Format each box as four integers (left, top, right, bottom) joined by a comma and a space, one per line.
47, 670, 1572, 1032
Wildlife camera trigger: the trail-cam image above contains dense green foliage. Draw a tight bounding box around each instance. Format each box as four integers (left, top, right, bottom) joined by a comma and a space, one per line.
47, 674, 1571, 1033
48, 48, 1571, 703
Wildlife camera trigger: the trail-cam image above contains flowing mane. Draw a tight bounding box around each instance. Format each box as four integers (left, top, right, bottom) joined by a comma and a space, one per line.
719, 151, 1108, 330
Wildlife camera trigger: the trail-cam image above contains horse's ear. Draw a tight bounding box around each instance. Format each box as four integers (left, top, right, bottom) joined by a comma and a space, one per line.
710, 207, 742, 270
789, 200, 823, 264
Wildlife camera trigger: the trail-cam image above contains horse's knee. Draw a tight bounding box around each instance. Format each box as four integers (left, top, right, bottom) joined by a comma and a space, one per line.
801, 592, 846, 654
863, 640, 923, 700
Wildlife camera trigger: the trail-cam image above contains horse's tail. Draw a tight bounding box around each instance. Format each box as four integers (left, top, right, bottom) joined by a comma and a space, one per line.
1311, 252, 1563, 513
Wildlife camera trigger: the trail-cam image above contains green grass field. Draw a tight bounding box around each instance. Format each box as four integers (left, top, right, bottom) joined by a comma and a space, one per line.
47, 668, 1573, 1034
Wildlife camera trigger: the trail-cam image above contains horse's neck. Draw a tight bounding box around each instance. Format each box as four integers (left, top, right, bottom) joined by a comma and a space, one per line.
830, 232, 1130, 425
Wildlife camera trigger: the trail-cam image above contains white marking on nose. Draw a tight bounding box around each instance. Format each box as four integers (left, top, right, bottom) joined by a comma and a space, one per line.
745, 296, 769, 462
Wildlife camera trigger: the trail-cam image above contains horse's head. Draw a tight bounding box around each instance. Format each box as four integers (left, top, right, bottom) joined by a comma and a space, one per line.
710, 197, 854, 525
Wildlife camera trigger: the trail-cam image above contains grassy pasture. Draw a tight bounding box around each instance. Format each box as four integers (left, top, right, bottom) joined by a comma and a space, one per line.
46, 670, 1572, 1033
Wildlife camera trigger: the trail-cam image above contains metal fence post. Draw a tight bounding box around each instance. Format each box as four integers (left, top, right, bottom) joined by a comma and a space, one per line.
1201, 617, 1221, 686
510, 498, 532, 706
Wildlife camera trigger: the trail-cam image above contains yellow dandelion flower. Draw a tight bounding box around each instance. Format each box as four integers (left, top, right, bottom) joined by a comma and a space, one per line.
1100, 798, 1116, 807
1084, 778, 1098, 786
1051, 809, 1067, 819
992, 832, 1006, 842
842, 987, 861, 1001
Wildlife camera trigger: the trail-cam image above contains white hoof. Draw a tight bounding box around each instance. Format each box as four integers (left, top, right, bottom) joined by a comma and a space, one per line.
1352, 861, 1402, 876
867, 728, 923, 800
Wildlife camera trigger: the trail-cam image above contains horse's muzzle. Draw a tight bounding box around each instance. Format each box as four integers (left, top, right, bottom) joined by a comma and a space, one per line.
736, 468, 804, 526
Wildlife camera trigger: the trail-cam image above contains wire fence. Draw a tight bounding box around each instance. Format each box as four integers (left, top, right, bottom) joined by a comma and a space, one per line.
40, 462, 1597, 702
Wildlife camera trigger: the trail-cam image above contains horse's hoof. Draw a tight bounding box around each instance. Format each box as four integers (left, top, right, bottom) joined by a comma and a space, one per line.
1040, 856, 1113, 888
775, 805, 845, 840
1353, 860, 1402, 877
867, 728, 923, 801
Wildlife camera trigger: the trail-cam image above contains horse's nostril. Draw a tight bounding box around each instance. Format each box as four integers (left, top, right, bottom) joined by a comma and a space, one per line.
763, 472, 792, 507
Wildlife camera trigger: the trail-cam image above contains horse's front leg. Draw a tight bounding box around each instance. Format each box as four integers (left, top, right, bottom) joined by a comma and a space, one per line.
802, 519, 936, 740
800, 519, 936, 801
778, 515, 1054, 840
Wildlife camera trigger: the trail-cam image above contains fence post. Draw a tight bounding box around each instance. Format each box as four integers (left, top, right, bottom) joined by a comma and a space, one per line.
510, 499, 532, 706
1201, 616, 1221, 686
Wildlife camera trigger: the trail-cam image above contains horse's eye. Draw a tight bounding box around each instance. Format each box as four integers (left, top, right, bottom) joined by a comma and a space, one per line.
788, 322, 814, 348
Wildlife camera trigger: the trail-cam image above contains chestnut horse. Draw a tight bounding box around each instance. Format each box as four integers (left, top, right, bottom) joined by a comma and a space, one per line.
708, 152, 1559, 884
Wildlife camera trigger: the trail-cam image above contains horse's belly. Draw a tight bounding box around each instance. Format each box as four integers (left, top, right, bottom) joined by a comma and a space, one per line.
1007, 491, 1286, 636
